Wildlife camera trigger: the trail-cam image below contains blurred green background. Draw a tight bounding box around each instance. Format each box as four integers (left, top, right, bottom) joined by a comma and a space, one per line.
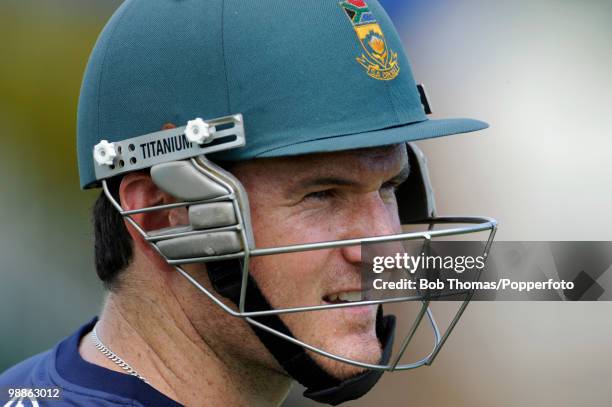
0, 0, 120, 369
2, 1, 612, 406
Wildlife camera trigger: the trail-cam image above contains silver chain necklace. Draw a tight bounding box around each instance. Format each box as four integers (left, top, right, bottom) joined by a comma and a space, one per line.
91, 323, 149, 384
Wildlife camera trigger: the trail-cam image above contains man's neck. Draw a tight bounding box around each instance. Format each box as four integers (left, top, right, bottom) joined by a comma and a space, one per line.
79, 291, 292, 406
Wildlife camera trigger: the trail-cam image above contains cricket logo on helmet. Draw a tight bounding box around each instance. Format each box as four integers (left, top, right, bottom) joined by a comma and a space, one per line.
340, 0, 400, 80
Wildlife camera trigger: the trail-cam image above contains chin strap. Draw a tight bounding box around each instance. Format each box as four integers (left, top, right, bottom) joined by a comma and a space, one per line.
206, 260, 396, 405
302, 313, 395, 405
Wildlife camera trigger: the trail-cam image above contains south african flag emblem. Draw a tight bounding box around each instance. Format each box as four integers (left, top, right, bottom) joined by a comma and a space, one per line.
339, 0, 400, 81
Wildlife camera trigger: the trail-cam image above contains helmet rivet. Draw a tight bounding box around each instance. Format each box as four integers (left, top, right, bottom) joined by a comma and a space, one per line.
93, 140, 117, 166
185, 118, 215, 145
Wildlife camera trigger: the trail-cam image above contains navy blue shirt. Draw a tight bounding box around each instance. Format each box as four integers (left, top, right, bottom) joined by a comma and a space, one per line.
0, 318, 183, 406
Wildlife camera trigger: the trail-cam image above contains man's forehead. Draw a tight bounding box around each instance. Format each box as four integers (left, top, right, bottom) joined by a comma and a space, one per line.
234, 144, 408, 178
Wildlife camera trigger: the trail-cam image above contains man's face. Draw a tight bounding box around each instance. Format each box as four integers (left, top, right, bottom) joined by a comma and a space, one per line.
230, 144, 408, 378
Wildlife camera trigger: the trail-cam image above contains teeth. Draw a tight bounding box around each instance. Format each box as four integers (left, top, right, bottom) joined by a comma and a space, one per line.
325, 290, 362, 303
338, 291, 362, 302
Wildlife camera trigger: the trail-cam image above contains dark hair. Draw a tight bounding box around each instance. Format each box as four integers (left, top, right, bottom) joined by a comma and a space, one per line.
91, 159, 236, 290
92, 176, 133, 291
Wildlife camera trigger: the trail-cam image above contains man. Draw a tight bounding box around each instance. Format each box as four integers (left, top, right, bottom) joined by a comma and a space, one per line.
0, 1, 495, 406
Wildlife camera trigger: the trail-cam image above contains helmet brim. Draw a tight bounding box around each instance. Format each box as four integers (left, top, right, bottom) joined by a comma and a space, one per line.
253, 118, 488, 158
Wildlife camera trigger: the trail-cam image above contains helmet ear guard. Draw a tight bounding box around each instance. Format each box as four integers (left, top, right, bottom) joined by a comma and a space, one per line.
148, 158, 254, 261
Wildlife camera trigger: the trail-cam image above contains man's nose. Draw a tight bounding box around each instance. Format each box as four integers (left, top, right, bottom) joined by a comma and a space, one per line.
340, 192, 399, 264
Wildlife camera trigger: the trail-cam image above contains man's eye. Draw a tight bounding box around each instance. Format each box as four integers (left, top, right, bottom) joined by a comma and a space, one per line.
303, 189, 334, 201
380, 182, 400, 200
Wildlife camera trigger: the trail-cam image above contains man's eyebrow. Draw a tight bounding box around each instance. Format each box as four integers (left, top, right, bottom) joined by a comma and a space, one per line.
295, 176, 359, 190
290, 163, 411, 192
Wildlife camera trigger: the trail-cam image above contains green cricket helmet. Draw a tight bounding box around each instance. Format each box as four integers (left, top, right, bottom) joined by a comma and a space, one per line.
77, 0, 497, 404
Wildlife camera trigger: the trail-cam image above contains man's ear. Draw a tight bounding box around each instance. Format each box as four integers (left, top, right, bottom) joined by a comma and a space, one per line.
118, 171, 188, 255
